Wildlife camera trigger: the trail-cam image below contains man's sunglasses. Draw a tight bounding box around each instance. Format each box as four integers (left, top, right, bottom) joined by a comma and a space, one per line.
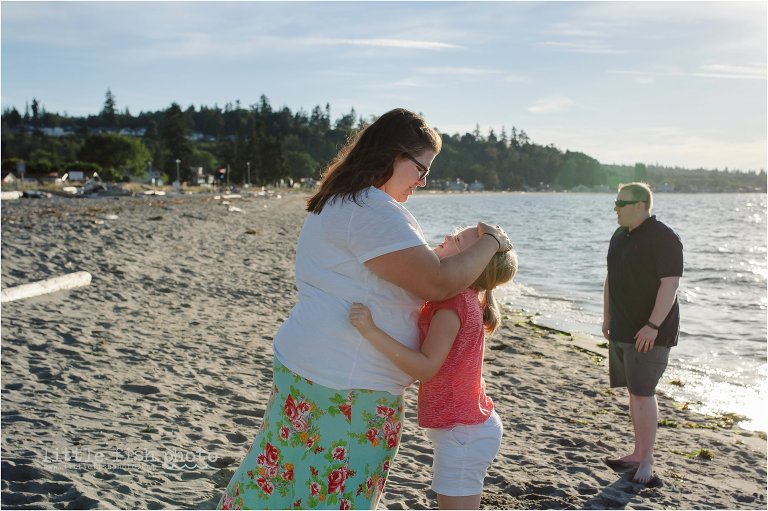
614, 199, 646, 208
403, 153, 430, 180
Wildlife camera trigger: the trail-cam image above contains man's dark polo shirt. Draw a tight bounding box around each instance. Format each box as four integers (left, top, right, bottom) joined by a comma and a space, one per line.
607, 215, 684, 347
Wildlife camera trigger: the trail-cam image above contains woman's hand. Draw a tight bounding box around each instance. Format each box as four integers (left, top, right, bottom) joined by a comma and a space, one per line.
477, 222, 513, 252
365, 224, 513, 301
349, 303, 379, 338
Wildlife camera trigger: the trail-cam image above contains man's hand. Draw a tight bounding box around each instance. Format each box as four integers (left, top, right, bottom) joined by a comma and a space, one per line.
633, 325, 658, 352
601, 319, 610, 340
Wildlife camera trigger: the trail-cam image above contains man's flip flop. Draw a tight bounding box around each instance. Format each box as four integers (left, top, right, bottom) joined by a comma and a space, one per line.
603, 457, 640, 471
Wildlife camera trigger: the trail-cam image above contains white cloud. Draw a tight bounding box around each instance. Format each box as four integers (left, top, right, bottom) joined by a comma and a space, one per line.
608, 63, 766, 81
538, 40, 627, 55
696, 64, 767, 80
611, 138, 766, 172
530, 126, 767, 171
527, 98, 575, 114
418, 67, 504, 76
504, 74, 529, 83
389, 79, 422, 88
543, 23, 605, 39
634, 76, 655, 85
121, 34, 462, 62
2, 1, 764, 171
309, 38, 461, 50
580, 1, 766, 29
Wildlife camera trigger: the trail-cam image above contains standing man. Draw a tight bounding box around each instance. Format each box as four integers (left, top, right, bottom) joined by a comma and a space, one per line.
602, 182, 683, 484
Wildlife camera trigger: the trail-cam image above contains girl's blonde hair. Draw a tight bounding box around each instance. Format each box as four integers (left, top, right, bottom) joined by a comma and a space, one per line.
472, 248, 518, 335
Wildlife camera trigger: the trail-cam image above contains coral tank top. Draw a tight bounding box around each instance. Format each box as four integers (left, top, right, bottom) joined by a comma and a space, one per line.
417, 288, 494, 428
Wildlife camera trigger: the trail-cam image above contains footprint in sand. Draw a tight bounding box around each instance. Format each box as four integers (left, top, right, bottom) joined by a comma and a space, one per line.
120, 384, 161, 395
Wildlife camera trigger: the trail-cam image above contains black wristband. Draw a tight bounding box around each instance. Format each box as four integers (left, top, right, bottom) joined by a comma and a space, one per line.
646, 320, 659, 330
483, 232, 501, 250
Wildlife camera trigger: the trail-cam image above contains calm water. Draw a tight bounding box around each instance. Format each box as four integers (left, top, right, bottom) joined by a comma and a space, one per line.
408, 193, 767, 431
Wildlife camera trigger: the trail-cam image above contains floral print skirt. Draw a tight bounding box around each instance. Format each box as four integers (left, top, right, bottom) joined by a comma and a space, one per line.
217, 357, 404, 510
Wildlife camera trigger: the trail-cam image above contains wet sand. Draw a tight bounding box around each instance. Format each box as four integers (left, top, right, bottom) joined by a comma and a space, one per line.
1, 192, 765, 509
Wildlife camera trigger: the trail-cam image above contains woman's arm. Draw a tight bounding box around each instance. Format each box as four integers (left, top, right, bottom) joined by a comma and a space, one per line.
349, 303, 459, 382
365, 223, 509, 302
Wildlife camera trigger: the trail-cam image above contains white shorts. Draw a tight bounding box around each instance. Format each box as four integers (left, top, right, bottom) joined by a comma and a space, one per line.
425, 410, 503, 496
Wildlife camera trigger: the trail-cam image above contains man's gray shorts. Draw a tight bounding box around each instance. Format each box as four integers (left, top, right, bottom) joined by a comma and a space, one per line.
609, 341, 670, 397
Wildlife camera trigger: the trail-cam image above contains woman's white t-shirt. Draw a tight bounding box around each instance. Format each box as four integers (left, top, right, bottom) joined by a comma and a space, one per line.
273, 187, 427, 395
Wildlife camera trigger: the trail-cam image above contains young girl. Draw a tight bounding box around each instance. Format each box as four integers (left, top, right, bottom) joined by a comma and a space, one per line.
349, 225, 518, 510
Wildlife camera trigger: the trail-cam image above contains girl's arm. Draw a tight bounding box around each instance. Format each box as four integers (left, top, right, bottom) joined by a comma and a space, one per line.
349, 302, 459, 382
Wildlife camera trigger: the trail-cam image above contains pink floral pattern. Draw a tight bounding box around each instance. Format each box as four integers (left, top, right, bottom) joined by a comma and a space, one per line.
275, 391, 326, 460
351, 399, 403, 452
217, 361, 403, 510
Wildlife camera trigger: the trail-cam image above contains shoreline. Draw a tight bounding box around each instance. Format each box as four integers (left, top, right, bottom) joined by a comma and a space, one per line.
1, 193, 765, 509
521, 311, 767, 435
3, 186, 766, 203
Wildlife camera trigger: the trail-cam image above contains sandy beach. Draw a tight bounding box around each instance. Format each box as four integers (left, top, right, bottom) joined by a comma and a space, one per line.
1, 192, 765, 510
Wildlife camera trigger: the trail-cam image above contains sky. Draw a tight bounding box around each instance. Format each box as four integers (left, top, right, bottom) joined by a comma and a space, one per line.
1, 1, 766, 172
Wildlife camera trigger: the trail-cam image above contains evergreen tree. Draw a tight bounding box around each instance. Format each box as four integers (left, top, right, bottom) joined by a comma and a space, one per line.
161, 103, 192, 181
334, 108, 357, 132
4, 107, 22, 128
258, 135, 287, 185
101, 89, 117, 128
0, 92, 763, 192
31, 99, 40, 131
634, 163, 648, 182
557, 151, 603, 189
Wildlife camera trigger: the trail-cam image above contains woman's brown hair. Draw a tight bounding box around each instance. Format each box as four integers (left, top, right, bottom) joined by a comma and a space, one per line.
306, 108, 442, 213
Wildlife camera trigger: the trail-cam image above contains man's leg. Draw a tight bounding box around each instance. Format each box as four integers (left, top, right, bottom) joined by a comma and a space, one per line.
606, 342, 664, 483
628, 392, 657, 483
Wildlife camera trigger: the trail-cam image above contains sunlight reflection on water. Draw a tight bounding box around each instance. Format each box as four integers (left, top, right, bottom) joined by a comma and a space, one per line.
662, 362, 768, 432
409, 192, 767, 432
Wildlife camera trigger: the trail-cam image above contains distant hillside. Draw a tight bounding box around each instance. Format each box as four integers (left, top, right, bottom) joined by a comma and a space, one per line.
2, 92, 765, 192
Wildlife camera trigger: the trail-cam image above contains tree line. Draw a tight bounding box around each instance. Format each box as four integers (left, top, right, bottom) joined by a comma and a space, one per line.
2, 90, 765, 193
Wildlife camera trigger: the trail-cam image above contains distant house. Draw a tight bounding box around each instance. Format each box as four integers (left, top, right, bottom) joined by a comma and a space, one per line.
191, 167, 216, 185
118, 128, 146, 137
468, 180, 485, 192
39, 171, 60, 184
41, 127, 68, 137
68, 170, 86, 181
446, 179, 468, 192
189, 132, 215, 142
18, 175, 42, 186
1, 171, 18, 189
6, 125, 76, 136
146, 165, 162, 185
300, 178, 319, 188
657, 183, 675, 192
